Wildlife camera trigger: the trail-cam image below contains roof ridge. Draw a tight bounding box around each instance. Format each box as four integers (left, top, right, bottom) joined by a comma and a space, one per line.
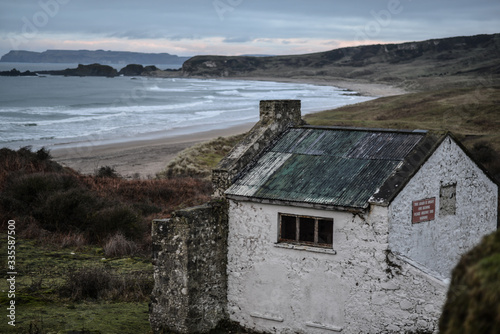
300, 124, 429, 134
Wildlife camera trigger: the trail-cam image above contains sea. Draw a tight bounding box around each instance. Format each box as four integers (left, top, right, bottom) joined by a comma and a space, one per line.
0, 62, 374, 151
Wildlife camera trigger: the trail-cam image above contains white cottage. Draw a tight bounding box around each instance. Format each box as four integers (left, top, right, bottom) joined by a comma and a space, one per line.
222, 101, 498, 334
150, 100, 498, 334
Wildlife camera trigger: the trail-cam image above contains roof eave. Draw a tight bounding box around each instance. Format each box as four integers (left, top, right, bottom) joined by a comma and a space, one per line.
226, 194, 368, 214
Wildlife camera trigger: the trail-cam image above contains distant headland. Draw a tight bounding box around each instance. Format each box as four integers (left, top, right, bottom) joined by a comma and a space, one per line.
1, 33, 499, 92
0, 49, 190, 65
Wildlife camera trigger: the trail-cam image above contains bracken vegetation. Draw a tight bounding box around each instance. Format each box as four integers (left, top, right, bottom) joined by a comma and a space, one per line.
0, 146, 212, 333
0, 146, 212, 249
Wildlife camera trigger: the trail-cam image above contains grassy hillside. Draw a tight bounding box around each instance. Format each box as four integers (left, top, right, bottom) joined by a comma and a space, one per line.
305, 86, 500, 150
180, 33, 500, 91
304, 86, 500, 181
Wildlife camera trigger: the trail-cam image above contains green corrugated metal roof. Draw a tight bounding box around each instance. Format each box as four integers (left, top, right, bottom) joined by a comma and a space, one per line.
225, 127, 426, 209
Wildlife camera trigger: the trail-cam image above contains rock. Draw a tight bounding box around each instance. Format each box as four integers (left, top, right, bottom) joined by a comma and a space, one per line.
400, 299, 413, 310
0, 68, 37, 76
144, 65, 159, 72
36, 64, 118, 77
118, 64, 145, 76
386, 324, 400, 332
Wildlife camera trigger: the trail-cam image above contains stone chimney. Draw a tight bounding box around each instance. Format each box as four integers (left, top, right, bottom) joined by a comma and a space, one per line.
259, 100, 302, 125
212, 100, 302, 197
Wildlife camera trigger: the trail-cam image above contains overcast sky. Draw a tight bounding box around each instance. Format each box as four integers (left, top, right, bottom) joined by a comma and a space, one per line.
0, 0, 499, 57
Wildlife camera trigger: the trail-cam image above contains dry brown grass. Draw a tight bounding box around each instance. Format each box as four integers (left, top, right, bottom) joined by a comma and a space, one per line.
103, 233, 138, 258
0, 147, 212, 249
0, 147, 62, 184
79, 175, 212, 216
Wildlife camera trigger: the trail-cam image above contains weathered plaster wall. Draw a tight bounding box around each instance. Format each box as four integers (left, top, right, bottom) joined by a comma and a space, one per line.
389, 135, 498, 279
150, 202, 228, 334
227, 200, 447, 334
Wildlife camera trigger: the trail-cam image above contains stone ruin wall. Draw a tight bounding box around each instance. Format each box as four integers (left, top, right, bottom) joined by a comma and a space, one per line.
150, 201, 229, 333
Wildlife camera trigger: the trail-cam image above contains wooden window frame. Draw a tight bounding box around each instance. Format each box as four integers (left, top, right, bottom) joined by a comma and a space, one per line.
278, 213, 333, 248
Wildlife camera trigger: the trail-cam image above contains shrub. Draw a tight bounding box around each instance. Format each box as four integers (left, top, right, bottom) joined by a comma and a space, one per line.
54, 231, 87, 249
33, 187, 99, 232
18, 221, 50, 240
60, 265, 113, 300
88, 205, 142, 243
0, 147, 212, 249
0, 147, 62, 184
35, 147, 52, 161
2, 172, 81, 210
95, 165, 120, 178
59, 264, 153, 302
103, 233, 138, 257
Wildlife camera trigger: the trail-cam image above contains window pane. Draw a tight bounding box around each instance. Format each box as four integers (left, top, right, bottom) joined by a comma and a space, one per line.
318, 219, 333, 245
281, 215, 296, 241
299, 217, 315, 243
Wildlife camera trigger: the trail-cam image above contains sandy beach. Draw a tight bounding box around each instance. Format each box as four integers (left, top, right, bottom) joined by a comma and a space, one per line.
51, 123, 254, 179
51, 79, 405, 179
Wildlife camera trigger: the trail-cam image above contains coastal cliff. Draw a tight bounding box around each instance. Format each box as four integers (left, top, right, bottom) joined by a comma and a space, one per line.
180, 33, 500, 90
2, 34, 499, 89
0, 49, 190, 65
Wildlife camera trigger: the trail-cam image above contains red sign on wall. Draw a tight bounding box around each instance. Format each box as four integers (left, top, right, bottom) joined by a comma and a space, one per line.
412, 197, 436, 224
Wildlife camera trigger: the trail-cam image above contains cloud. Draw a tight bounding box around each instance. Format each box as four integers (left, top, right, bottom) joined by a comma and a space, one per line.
223, 36, 254, 43
0, 0, 498, 57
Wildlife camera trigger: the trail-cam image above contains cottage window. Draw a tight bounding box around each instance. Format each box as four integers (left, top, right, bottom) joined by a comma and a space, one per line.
279, 214, 333, 247
440, 183, 457, 216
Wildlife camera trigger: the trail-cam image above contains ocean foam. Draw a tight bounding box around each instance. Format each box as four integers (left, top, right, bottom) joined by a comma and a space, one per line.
0, 77, 374, 149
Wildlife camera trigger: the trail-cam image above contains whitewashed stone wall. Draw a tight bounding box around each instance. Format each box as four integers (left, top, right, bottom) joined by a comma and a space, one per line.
388, 135, 498, 279
227, 201, 448, 334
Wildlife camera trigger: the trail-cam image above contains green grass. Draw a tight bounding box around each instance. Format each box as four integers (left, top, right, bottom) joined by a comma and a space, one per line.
0, 234, 153, 333
1, 302, 151, 334
157, 133, 247, 179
